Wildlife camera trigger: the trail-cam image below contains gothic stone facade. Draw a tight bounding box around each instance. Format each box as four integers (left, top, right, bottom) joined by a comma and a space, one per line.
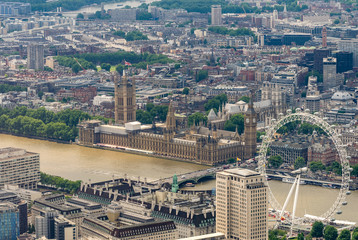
78, 106, 256, 166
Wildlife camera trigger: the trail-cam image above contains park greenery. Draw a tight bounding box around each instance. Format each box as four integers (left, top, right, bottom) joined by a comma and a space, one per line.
309, 160, 342, 175
56, 51, 174, 72
40, 172, 81, 194
124, 30, 149, 41
0, 106, 108, 142
268, 229, 287, 240
113, 30, 149, 41
152, 0, 307, 14
269, 221, 357, 240
276, 121, 325, 135
55, 56, 96, 73
208, 26, 256, 38
18, 0, 114, 12
0, 83, 27, 93
136, 103, 168, 124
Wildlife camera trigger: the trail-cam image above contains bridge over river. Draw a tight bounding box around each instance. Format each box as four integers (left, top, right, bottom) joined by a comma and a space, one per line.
150, 165, 351, 190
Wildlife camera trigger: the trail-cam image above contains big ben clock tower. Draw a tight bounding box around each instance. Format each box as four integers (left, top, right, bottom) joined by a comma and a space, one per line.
244, 92, 257, 160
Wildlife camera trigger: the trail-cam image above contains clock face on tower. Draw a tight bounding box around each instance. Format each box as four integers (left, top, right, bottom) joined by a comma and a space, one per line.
253, 118, 256, 123
246, 118, 249, 123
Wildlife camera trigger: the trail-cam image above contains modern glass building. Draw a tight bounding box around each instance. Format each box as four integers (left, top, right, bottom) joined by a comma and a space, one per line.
0, 202, 20, 240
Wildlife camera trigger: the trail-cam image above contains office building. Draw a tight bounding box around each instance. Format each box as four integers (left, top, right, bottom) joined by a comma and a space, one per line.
0, 202, 20, 240
306, 94, 321, 114
211, 5, 222, 26
314, 48, 331, 74
32, 194, 83, 230
35, 210, 59, 239
323, 57, 337, 90
334, 51, 353, 73
54, 217, 78, 240
27, 43, 44, 70
109, 8, 137, 22
0, 191, 28, 234
0, 148, 40, 189
338, 39, 358, 68
216, 168, 267, 240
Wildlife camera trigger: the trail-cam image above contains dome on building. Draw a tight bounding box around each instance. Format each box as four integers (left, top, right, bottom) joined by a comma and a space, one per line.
331, 91, 353, 101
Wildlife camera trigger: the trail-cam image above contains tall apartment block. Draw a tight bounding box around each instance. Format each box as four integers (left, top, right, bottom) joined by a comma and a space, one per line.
27, 43, 44, 70
0, 148, 40, 189
216, 168, 268, 240
211, 5, 222, 26
0, 2, 31, 16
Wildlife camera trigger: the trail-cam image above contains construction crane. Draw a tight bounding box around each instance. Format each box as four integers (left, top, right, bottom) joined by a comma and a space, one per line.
73, 57, 86, 72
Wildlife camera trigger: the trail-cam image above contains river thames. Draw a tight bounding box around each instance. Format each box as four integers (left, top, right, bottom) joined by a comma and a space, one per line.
1, 134, 357, 222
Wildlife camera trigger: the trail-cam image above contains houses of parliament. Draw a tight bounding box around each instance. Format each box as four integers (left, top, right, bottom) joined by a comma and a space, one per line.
78, 73, 257, 166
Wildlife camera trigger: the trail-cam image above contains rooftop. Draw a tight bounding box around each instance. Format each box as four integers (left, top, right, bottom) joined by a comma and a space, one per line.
222, 168, 260, 177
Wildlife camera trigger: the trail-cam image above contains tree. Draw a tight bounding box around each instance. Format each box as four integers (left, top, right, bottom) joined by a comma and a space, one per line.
297, 233, 304, 240
294, 157, 306, 170
257, 131, 265, 142
238, 96, 250, 103
352, 164, 358, 177
76, 13, 84, 19
268, 155, 283, 169
311, 221, 324, 238
224, 114, 244, 133
204, 94, 227, 112
338, 229, 351, 240
324, 225, 338, 240
136, 109, 152, 124
188, 112, 207, 126
113, 30, 126, 38
196, 70, 208, 82
269, 229, 287, 240
100, 63, 111, 71
334, 19, 340, 24
227, 158, 236, 164
182, 87, 189, 95
116, 64, 124, 75
353, 231, 358, 240
44, 66, 53, 72
309, 161, 325, 172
